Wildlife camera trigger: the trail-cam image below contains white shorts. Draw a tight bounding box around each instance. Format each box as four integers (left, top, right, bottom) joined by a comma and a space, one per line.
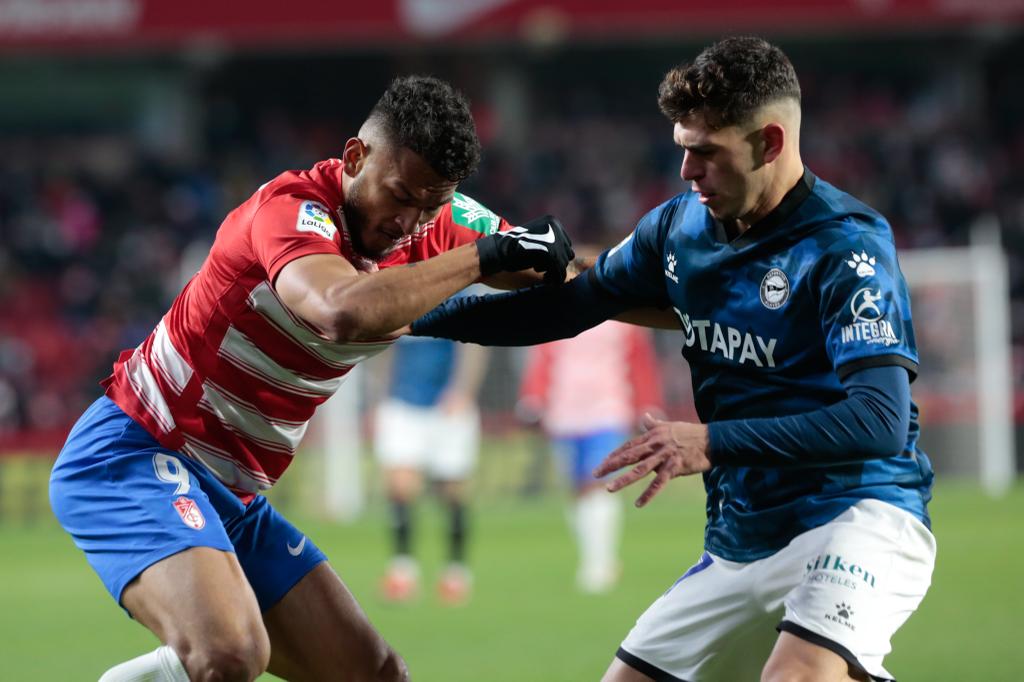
618, 499, 936, 681
373, 398, 480, 481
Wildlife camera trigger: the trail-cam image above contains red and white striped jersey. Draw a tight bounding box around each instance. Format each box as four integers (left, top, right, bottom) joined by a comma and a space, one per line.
519, 322, 663, 437
102, 159, 509, 502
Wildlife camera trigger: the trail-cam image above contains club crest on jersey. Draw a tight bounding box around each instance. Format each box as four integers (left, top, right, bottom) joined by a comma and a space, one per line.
665, 252, 679, 283
841, 287, 899, 346
173, 496, 206, 530
296, 200, 338, 240
759, 268, 790, 309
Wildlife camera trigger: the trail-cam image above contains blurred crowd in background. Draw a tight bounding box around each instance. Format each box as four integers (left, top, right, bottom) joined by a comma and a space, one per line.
0, 35, 1021, 444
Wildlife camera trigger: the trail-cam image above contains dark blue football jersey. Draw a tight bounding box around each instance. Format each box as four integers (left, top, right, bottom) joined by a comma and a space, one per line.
388, 335, 457, 407
593, 169, 933, 561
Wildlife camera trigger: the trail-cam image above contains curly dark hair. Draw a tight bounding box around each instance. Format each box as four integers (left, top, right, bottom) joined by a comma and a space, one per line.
368, 75, 481, 182
658, 36, 801, 129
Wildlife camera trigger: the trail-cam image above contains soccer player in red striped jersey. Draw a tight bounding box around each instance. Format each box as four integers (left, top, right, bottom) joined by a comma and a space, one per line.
50, 75, 573, 682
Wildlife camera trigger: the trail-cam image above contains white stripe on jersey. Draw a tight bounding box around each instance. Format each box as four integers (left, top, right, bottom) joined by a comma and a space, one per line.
181, 435, 274, 493
218, 325, 344, 398
150, 320, 193, 395
198, 380, 309, 454
247, 282, 393, 368
389, 217, 439, 249
123, 348, 177, 434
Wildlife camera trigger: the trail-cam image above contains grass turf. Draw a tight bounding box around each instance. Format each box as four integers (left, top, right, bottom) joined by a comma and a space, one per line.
1, 450, 1021, 681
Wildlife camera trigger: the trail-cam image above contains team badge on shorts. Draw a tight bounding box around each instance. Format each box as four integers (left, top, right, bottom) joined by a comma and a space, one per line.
760, 268, 790, 309
173, 496, 206, 530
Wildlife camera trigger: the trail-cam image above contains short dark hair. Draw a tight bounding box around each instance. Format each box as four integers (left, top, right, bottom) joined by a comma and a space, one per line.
369, 75, 481, 182
658, 36, 801, 129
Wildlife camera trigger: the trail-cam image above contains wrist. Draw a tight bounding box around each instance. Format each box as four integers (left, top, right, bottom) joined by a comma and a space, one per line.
475, 236, 501, 276
705, 422, 727, 467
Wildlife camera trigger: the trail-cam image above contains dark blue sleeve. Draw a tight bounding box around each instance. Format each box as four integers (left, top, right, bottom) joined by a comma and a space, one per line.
707, 364, 911, 467
813, 225, 919, 381
591, 199, 675, 307
410, 270, 634, 346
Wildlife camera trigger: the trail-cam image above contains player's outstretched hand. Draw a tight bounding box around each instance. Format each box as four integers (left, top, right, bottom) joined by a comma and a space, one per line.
593, 413, 712, 508
476, 215, 575, 285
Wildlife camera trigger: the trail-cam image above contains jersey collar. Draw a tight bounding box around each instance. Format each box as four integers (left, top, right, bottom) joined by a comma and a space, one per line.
713, 166, 816, 247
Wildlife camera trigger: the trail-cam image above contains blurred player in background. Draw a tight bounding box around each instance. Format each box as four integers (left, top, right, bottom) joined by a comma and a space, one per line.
518, 318, 662, 594
49, 75, 573, 682
412, 37, 935, 682
373, 313, 488, 606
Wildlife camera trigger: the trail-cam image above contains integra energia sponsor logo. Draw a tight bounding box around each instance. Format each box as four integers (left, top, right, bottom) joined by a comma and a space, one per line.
841, 288, 899, 346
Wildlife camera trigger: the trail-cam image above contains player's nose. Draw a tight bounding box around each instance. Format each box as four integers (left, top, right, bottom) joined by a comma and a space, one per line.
681, 151, 703, 181
395, 207, 420, 234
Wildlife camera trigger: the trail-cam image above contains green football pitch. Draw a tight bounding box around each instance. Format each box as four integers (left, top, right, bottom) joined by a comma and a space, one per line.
1, 447, 1021, 681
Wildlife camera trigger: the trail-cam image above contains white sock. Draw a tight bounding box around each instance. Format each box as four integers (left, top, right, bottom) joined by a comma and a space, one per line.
98, 646, 190, 682
574, 488, 622, 592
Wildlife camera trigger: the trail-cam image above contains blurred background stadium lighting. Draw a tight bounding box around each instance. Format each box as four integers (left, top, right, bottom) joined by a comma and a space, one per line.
1, 1, 1023, 680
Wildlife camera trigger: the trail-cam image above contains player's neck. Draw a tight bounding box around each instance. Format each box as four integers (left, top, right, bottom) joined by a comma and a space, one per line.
734, 156, 805, 235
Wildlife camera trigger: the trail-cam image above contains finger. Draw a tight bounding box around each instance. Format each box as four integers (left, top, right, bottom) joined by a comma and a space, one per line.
592, 437, 653, 477
634, 464, 673, 508
606, 452, 664, 493
641, 412, 662, 431
543, 265, 566, 286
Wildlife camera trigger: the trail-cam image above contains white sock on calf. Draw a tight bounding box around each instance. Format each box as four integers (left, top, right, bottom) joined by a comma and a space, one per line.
98, 646, 189, 682
575, 488, 622, 593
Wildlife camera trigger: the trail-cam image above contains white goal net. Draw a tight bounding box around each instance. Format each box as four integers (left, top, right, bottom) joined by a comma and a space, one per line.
899, 232, 1016, 497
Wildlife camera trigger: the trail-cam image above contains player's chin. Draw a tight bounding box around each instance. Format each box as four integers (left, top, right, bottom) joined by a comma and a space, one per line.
363, 233, 402, 258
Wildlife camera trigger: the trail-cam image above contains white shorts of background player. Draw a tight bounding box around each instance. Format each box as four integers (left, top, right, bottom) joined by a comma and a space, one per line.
373, 398, 481, 481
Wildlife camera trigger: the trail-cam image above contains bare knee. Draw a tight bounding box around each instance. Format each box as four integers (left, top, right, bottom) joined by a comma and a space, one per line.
174, 628, 271, 682
762, 656, 814, 682
376, 645, 409, 682
344, 640, 408, 682
761, 653, 865, 682
355, 641, 408, 682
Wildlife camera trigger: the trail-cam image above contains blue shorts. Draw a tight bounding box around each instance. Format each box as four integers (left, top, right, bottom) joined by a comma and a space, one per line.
553, 428, 628, 488
49, 396, 327, 613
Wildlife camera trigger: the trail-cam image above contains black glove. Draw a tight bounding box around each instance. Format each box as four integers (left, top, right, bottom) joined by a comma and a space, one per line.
476, 215, 575, 286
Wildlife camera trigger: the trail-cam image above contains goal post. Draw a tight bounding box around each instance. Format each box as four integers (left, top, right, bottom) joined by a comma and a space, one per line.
899, 232, 1015, 497
315, 365, 366, 522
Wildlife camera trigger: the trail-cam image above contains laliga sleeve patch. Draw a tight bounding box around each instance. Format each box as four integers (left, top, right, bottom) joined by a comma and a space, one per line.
296, 200, 338, 240
451, 192, 501, 234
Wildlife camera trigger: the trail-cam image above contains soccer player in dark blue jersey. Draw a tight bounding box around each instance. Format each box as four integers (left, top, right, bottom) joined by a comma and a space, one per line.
411, 36, 935, 682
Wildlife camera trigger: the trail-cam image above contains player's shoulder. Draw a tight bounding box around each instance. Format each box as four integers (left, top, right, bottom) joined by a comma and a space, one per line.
632, 191, 698, 242
803, 176, 896, 257
251, 159, 344, 213
439, 191, 504, 236
644, 191, 693, 224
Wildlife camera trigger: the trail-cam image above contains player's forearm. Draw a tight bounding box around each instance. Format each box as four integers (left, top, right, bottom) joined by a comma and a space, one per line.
707, 365, 911, 468
326, 243, 483, 341
411, 270, 629, 346
613, 307, 679, 329
482, 254, 591, 290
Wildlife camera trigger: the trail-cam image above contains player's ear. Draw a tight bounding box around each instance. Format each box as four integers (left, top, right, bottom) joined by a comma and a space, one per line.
761, 123, 785, 165
342, 137, 368, 177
